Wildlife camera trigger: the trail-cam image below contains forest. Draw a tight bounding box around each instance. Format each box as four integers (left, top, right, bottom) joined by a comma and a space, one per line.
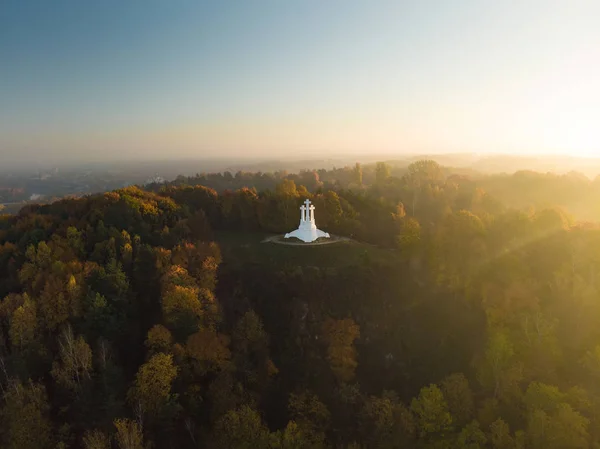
1, 159, 600, 448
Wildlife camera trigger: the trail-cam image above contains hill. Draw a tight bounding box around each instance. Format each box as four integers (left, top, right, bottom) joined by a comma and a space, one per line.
215, 231, 398, 270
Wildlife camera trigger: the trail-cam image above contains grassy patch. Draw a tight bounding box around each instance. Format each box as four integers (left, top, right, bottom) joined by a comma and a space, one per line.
215, 230, 398, 269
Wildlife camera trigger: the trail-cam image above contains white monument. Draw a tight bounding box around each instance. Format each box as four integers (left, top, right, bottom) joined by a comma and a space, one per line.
285, 199, 330, 243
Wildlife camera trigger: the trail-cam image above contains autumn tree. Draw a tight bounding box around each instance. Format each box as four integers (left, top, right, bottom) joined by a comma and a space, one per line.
1, 380, 53, 449
51, 325, 93, 390
359, 392, 415, 449
231, 310, 277, 389
114, 419, 144, 449
211, 405, 271, 449
320, 317, 360, 383
186, 328, 231, 375
128, 353, 178, 417
82, 430, 111, 449
161, 265, 203, 336
288, 390, 331, 444
8, 294, 37, 348
275, 179, 301, 230
145, 324, 173, 355
271, 420, 323, 449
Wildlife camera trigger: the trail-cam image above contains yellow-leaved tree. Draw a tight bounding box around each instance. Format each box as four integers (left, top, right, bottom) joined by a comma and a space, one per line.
82, 429, 110, 449
145, 324, 173, 355
128, 352, 178, 417
9, 293, 37, 348
113, 419, 144, 449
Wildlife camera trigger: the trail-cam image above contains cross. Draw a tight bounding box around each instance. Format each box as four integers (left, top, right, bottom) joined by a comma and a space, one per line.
304, 199, 311, 209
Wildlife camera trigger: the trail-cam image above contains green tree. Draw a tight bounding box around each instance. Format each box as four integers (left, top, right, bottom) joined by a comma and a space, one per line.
405, 159, 443, 216
476, 331, 522, 400
407, 159, 444, 184
441, 373, 474, 428
375, 162, 391, 185
489, 418, 515, 449
66, 226, 85, 257
457, 421, 487, 449
395, 216, 421, 254
524, 386, 590, 449
546, 403, 589, 449
410, 384, 453, 438
353, 163, 363, 186
524, 382, 564, 414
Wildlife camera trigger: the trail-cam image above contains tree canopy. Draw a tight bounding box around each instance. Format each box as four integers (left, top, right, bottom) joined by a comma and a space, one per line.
0, 161, 599, 448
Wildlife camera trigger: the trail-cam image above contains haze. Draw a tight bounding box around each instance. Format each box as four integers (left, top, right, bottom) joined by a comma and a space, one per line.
1, 0, 599, 165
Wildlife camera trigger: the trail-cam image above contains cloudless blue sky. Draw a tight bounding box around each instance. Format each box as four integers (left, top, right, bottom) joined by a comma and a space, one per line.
1, 0, 599, 163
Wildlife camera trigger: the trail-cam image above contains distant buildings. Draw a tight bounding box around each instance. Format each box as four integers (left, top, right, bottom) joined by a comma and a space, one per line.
146, 175, 165, 184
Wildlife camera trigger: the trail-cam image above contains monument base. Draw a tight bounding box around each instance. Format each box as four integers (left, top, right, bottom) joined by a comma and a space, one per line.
284, 224, 330, 243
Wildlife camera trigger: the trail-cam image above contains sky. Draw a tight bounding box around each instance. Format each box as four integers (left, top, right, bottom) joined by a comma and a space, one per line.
1, 0, 599, 164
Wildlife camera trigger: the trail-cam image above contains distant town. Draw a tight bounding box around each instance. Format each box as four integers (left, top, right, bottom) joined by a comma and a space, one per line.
0, 164, 162, 214
2, 153, 600, 214
0, 156, 383, 213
